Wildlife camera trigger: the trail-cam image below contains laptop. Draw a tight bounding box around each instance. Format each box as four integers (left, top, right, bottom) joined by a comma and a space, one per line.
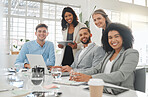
26, 54, 49, 74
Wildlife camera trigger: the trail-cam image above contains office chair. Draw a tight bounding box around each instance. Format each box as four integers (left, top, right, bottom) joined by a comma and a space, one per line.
134, 68, 146, 92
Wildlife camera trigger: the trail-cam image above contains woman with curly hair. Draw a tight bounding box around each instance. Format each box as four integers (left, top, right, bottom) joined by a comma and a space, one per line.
72, 23, 139, 92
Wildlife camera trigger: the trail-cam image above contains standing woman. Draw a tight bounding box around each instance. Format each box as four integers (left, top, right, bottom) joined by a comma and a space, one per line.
92, 9, 111, 34
58, 7, 86, 66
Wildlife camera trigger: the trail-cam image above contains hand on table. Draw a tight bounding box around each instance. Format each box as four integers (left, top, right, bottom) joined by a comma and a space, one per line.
51, 66, 62, 71
62, 65, 72, 72
24, 64, 31, 69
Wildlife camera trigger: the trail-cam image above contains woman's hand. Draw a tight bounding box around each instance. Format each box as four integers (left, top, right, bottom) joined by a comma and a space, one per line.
62, 65, 72, 72
68, 41, 77, 49
50, 66, 62, 71
58, 44, 64, 48
72, 73, 92, 82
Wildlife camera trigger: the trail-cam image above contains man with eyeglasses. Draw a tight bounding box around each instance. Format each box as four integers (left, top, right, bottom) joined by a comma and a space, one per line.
15, 24, 55, 69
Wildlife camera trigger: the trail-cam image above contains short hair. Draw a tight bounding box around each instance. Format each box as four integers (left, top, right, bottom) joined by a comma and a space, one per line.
92, 9, 111, 28
101, 23, 134, 52
79, 27, 91, 33
61, 7, 79, 31
36, 24, 48, 31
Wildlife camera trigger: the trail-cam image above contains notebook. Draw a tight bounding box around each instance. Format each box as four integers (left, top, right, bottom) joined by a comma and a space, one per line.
26, 54, 49, 74
53, 78, 87, 86
84, 83, 129, 95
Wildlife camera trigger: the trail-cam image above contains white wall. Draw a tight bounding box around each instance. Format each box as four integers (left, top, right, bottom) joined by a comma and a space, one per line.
0, 2, 5, 75
0, 1, 10, 88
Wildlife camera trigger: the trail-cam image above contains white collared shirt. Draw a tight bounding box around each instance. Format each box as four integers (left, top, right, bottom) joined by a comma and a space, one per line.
104, 60, 114, 74
78, 42, 93, 62
104, 60, 114, 94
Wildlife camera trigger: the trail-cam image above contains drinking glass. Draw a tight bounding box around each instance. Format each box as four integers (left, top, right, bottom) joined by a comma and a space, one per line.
51, 68, 62, 80
31, 68, 44, 85
15, 64, 22, 72
70, 69, 83, 81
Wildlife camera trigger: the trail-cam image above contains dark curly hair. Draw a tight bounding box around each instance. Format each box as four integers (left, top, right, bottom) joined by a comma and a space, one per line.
61, 7, 79, 31
101, 23, 134, 52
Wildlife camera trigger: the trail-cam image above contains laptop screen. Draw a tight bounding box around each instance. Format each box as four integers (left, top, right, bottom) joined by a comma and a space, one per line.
26, 54, 49, 74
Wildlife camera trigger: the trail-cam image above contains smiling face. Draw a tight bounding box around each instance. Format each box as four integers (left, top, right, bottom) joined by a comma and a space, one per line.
92, 13, 106, 29
108, 30, 123, 52
64, 12, 73, 24
79, 29, 92, 44
35, 27, 49, 42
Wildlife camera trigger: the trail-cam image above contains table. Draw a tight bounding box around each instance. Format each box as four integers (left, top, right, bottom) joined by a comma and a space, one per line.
0, 72, 147, 97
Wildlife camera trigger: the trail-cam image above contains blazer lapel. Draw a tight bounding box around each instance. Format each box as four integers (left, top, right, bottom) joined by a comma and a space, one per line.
73, 23, 80, 41
100, 48, 125, 73
63, 29, 68, 41
101, 52, 113, 73
111, 48, 125, 71
76, 43, 96, 66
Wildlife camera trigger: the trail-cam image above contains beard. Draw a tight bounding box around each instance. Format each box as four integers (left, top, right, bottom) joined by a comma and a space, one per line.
81, 36, 90, 44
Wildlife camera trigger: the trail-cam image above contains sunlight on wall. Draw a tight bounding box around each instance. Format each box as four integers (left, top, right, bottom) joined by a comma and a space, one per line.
0, 1, 8, 88
0, 1, 4, 75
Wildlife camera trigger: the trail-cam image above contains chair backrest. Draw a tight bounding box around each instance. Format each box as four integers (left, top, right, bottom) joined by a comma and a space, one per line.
134, 68, 146, 92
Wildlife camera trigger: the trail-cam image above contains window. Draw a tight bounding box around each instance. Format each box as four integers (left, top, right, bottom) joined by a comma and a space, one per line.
26, 19, 40, 40
2, 17, 8, 38
2, 0, 80, 52
2, 0, 8, 14
119, 0, 147, 7
119, 0, 132, 3
111, 11, 120, 22
42, 3, 56, 19
134, 0, 146, 6
27, 1, 40, 17
130, 14, 148, 66
11, 0, 26, 16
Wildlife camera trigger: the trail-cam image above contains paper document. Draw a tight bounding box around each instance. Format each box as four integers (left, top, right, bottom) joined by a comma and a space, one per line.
53, 78, 86, 86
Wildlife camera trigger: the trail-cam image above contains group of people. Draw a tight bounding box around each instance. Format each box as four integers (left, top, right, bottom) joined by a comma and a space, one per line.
15, 7, 139, 91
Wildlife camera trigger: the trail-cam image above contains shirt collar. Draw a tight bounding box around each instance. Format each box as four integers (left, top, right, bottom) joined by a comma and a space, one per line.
35, 40, 46, 48
81, 42, 93, 49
